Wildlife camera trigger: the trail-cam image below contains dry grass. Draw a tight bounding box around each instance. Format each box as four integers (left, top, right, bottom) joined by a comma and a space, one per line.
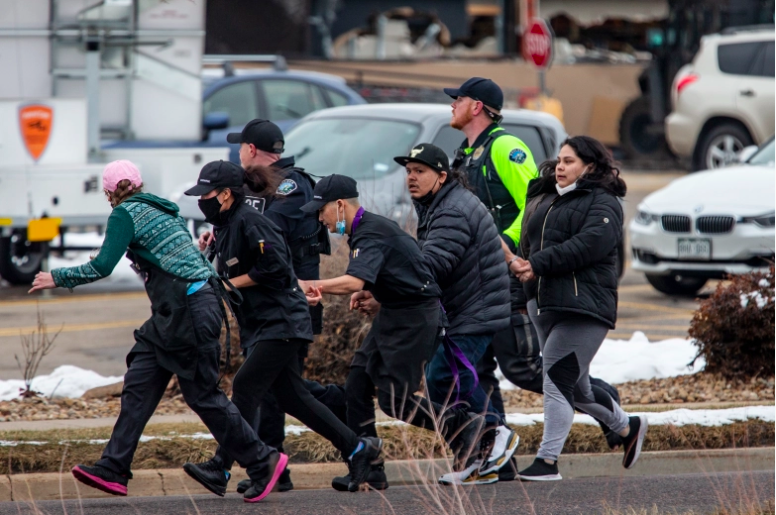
4, 419, 768, 474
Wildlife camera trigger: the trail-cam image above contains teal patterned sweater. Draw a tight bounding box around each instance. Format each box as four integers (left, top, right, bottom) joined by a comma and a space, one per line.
52, 193, 215, 289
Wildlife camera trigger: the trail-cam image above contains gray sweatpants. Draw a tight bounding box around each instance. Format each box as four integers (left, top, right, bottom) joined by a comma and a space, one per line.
527, 299, 629, 462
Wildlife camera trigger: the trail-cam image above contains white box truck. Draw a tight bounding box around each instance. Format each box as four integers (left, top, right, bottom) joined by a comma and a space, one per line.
0, 0, 228, 284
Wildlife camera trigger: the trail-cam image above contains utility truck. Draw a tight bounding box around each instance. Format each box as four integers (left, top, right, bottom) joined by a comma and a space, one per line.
0, 0, 228, 284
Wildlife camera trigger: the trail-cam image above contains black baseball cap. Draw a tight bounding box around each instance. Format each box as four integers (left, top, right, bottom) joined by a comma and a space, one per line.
444, 77, 504, 111
394, 143, 450, 173
184, 160, 244, 196
226, 119, 285, 154
300, 174, 359, 213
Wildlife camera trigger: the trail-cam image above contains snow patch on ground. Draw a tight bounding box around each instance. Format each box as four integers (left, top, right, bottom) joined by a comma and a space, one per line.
0, 365, 123, 401
497, 331, 702, 391
504, 405, 775, 427
279, 406, 774, 437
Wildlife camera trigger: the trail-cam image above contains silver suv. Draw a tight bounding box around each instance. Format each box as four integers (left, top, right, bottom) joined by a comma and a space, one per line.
666, 28, 774, 170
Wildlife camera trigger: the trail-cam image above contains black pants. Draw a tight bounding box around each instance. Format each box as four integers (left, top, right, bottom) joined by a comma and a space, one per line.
476, 317, 543, 419
216, 338, 359, 471
257, 344, 348, 453
97, 288, 264, 478
345, 303, 469, 444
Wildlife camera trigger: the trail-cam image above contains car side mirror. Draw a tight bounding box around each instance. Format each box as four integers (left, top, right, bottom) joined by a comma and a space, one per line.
737, 145, 759, 163
203, 112, 230, 131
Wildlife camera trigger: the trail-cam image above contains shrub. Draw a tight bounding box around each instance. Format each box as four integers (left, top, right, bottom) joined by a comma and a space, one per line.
689, 266, 774, 380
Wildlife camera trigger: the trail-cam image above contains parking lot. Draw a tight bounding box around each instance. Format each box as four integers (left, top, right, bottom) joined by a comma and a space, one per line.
0, 169, 702, 380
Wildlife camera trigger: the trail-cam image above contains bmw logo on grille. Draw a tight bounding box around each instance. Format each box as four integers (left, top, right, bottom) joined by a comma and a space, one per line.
694, 205, 704, 213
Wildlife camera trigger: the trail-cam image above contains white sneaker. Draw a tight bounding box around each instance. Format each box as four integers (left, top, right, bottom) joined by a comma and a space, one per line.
480, 426, 520, 476
438, 459, 498, 486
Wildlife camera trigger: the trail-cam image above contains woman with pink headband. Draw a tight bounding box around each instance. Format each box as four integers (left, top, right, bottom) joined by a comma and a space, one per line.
29, 160, 284, 503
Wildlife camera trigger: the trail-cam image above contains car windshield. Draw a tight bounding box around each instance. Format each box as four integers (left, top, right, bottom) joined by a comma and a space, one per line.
748, 138, 775, 166
283, 117, 420, 179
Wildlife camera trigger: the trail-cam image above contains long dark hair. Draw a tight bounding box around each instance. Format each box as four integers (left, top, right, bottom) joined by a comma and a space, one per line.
538, 136, 627, 197
224, 164, 284, 201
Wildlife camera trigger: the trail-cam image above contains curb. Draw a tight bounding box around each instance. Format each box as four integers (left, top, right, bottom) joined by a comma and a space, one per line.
1, 448, 772, 502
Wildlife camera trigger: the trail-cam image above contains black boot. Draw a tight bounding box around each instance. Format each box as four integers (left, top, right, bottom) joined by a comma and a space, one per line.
347, 437, 383, 492
182, 457, 230, 497
332, 460, 389, 492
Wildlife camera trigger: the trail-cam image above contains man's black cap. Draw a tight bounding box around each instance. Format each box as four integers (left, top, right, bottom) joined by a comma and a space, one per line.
300, 174, 359, 213
226, 119, 285, 154
444, 77, 504, 111
394, 143, 450, 173
184, 160, 244, 196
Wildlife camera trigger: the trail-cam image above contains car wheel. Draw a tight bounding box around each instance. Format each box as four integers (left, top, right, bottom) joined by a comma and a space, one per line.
619, 96, 669, 158
694, 123, 753, 171
645, 273, 707, 296
0, 231, 45, 285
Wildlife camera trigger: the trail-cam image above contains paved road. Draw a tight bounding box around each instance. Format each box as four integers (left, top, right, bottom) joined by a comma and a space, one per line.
2, 471, 772, 515
0, 171, 706, 379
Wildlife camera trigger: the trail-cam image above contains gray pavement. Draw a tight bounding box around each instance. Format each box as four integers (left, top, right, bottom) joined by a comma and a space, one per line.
1, 470, 772, 515
0, 171, 700, 380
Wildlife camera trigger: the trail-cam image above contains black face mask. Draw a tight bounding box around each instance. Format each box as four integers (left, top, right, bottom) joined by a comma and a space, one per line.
198, 196, 223, 225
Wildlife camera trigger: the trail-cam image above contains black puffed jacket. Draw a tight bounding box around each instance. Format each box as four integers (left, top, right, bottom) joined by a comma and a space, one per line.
520, 178, 623, 328
414, 181, 510, 336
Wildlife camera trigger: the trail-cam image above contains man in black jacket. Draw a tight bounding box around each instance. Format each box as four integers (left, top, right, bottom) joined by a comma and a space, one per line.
300, 174, 485, 489
396, 144, 518, 484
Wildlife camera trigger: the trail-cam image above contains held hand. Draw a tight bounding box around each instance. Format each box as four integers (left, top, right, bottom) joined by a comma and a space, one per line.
305, 286, 323, 306
349, 290, 373, 310
198, 231, 214, 251
28, 272, 56, 293
356, 297, 381, 316
514, 257, 535, 282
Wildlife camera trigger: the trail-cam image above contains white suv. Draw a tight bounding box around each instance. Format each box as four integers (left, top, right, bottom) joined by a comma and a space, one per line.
666, 28, 774, 171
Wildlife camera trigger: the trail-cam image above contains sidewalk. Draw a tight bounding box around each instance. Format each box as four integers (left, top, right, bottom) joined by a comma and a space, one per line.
2, 448, 773, 502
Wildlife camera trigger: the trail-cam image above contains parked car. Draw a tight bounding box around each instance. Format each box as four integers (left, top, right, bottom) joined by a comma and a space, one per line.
630, 137, 775, 296
665, 27, 774, 170
175, 103, 564, 219
201, 69, 366, 161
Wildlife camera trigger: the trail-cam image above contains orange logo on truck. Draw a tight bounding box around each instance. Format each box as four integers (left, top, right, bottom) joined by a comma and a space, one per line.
19, 105, 53, 161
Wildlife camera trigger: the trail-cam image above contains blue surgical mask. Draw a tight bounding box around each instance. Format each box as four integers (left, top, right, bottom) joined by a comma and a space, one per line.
336, 207, 346, 235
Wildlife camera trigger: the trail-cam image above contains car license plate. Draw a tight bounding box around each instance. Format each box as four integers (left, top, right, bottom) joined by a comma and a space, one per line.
678, 238, 711, 259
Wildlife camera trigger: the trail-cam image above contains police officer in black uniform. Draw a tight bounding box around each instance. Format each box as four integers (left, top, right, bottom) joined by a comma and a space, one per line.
224, 119, 335, 492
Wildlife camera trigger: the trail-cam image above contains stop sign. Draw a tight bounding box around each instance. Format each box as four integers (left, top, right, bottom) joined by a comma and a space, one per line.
523, 19, 553, 69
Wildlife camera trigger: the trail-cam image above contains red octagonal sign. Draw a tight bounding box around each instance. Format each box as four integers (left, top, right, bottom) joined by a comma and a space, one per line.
523, 19, 553, 69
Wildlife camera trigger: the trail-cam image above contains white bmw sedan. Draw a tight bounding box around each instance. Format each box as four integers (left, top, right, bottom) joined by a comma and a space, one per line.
630, 138, 775, 296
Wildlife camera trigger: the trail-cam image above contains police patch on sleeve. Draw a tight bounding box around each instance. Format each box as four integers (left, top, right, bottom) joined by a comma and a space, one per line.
276, 179, 297, 195
509, 148, 527, 164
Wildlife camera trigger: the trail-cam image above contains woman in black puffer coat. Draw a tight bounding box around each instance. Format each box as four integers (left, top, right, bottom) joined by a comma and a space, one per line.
513, 136, 648, 481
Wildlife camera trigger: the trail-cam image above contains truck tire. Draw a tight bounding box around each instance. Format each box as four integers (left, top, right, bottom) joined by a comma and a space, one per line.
645, 273, 706, 296
693, 123, 753, 171
619, 96, 668, 158
0, 231, 44, 285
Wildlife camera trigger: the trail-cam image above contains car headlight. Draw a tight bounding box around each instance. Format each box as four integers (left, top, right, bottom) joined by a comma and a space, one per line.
635, 210, 658, 225
739, 212, 776, 228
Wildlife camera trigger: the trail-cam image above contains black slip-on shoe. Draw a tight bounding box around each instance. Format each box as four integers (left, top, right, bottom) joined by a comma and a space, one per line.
244, 452, 289, 503
517, 458, 562, 482
183, 459, 230, 497
622, 415, 648, 469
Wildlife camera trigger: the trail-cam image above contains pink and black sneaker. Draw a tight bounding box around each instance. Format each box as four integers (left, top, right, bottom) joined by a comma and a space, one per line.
72, 464, 129, 496
243, 452, 289, 503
